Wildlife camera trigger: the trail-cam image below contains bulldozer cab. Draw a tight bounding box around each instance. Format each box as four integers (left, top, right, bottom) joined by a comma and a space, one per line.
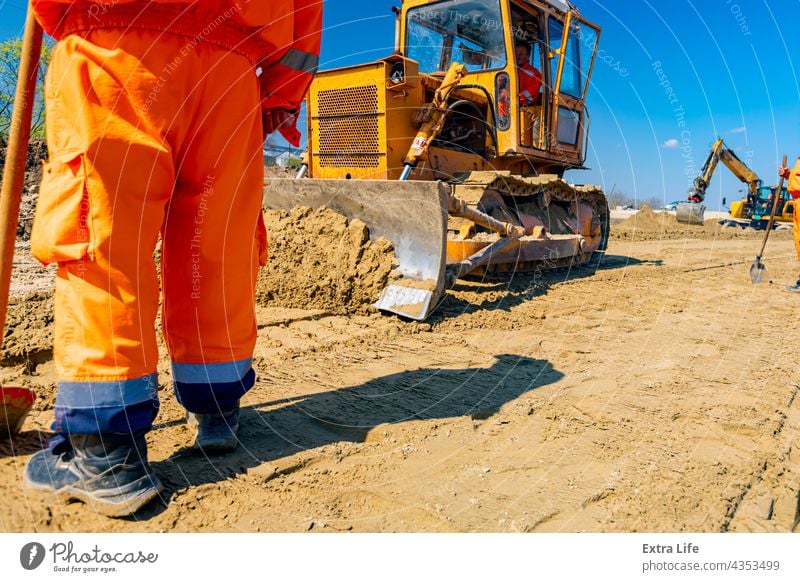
401, 0, 601, 173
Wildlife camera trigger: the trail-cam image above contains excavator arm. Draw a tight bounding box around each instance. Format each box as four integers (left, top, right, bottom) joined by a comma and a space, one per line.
677, 138, 762, 224
686, 138, 724, 203
719, 148, 761, 199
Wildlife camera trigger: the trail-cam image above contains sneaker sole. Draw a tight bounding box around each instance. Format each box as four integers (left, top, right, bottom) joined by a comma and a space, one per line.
191, 421, 239, 454
192, 437, 239, 454
24, 473, 165, 518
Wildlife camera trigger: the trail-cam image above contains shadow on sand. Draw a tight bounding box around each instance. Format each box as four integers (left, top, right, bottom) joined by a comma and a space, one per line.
137, 354, 563, 519
430, 253, 663, 320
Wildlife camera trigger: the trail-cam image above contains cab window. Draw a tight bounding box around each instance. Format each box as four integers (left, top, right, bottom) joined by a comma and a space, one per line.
406, 0, 507, 73
511, 5, 545, 85
549, 16, 598, 99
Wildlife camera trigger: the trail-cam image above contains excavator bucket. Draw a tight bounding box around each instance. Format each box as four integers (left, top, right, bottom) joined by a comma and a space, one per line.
264, 179, 450, 320
675, 202, 706, 225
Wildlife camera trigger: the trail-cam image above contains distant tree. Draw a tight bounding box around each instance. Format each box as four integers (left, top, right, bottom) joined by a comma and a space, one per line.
607, 190, 627, 208
643, 196, 662, 210
0, 36, 53, 139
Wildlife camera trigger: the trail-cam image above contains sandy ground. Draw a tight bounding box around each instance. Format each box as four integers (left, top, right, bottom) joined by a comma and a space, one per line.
1, 215, 799, 533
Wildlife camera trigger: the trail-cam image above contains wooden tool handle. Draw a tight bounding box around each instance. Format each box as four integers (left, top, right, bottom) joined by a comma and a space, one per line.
0, 4, 44, 353
757, 154, 788, 259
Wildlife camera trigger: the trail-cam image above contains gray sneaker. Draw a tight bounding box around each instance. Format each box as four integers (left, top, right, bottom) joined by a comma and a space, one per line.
187, 405, 240, 453
23, 434, 163, 517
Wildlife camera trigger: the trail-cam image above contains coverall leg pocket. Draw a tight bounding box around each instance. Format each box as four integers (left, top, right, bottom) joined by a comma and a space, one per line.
30, 151, 94, 265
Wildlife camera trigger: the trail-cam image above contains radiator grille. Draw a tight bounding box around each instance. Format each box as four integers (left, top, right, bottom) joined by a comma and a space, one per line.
317, 85, 378, 117
316, 84, 381, 168
317, 154, 380, 168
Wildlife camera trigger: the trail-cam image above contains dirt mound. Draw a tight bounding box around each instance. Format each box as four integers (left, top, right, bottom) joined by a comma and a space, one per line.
0, 138, 47, 241
615, 204, 669, 230
611, 205, 790, 241
1, 290, 54, 365
615, 203, 721, 233
257, 206, 396, 315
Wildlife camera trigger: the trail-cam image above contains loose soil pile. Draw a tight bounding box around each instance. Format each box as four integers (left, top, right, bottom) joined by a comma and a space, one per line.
0, 138, 47, 241
611, 204, 792, 241
257, 206, 397, 315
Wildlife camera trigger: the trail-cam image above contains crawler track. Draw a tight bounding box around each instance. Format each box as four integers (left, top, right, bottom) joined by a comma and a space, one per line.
448, 172, 610, 276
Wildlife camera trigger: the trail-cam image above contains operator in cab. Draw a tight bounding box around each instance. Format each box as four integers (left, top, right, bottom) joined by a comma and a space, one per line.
515, 41, 543, 106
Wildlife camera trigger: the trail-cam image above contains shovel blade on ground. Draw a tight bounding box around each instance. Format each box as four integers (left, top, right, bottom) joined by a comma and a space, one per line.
750, 260, 767, 285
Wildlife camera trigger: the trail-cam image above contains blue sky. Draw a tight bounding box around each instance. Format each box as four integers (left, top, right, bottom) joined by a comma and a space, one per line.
2, 0, 798, 210
316, 0, 800, 210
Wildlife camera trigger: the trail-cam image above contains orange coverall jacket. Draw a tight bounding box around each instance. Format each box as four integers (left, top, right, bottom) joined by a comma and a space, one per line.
789, 158, 800, 197
32, 0, 322, 145
788, 157, 800, 260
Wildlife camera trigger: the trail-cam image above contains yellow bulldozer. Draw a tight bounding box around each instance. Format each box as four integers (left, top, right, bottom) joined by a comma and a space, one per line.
265, 0, 608, 320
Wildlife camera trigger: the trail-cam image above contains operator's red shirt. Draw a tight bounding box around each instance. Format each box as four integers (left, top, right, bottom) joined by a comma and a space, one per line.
519, 64, 542, 105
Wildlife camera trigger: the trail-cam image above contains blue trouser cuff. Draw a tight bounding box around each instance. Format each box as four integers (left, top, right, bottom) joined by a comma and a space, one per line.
172, 359, 255, 414
52, 374, 160, 439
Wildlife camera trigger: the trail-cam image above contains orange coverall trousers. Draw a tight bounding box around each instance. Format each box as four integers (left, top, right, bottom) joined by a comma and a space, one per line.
794, 203, 800, 261
31, 29, 266, 436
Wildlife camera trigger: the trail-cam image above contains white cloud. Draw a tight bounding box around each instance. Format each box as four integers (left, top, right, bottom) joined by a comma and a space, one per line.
662, 139, 680, 149
730, 126, 747, 134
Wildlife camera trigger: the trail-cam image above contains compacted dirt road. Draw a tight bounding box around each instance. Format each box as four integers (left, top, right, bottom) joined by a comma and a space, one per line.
1, 210, 799, 533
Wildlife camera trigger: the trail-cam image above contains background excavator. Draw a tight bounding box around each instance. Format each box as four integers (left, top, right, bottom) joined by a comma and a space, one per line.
266, 0, 608, 320
676, 138, 794, 228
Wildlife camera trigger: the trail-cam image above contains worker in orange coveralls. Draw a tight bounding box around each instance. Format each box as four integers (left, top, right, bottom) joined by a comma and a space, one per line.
23, 0, 322, 517
779, 157, 800, 292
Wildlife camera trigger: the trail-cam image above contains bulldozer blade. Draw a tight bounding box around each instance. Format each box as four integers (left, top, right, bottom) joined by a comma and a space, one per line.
264, 179, 450, 320
675, 202, 706, 225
